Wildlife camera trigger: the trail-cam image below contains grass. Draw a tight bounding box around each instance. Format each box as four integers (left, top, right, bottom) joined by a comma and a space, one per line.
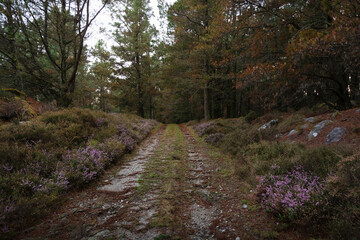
136, 124, 188, 233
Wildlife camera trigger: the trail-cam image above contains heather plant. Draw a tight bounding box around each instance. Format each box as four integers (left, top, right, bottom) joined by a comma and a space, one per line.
98, 136, 126, 160
0, 200, 15, 233
326, 153, 360, 238
193, 122, 216, 136
58, 146, 111, 186
139, 120, 156, 137
258, 166, 328, 222
0, 99, 36, 121
117, 124, 137, 152
0, 108, 158, 237
220, 124, 261, 156
95, 117, 108, 127
204, 133, 225, 145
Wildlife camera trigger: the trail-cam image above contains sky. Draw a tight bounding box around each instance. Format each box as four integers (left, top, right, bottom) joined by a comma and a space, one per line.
86, 0, 177, 49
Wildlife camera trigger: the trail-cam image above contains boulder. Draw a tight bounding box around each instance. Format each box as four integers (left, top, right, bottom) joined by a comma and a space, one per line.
258, 119, 279, 131
356, 109, 360, 113
308, 120, 332, 140
325, 127, 346, 144
300, 124, 309, 129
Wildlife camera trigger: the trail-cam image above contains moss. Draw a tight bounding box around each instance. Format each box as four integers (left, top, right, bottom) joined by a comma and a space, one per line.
1, 88, 26, 98
244, 110, 258, 123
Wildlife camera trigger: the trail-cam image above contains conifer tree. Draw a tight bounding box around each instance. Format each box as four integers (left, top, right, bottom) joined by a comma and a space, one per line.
111, 0, 156, 117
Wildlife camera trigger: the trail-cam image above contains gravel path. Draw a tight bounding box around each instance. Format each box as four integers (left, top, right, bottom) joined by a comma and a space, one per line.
18, 124, 299, 240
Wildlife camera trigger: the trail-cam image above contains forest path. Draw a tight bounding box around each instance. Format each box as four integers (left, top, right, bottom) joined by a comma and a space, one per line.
20, 124, 299, 240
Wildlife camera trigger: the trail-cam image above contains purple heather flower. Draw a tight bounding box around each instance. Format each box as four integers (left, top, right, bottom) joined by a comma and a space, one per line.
2, 164, 13, 172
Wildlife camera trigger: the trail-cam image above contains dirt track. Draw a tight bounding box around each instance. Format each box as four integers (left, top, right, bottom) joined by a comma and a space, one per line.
19, 124, 302, 240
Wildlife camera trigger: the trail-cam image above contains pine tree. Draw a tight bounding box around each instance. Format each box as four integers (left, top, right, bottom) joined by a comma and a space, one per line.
111, 0, 157, 117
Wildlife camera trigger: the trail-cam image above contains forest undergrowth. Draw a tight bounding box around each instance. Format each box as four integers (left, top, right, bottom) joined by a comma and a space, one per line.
190, 109, 360, 239
0, 108, 158, 238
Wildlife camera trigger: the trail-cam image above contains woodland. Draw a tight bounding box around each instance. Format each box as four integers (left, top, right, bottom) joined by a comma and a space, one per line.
0, 0, 360, 239
1, 0, 359, 122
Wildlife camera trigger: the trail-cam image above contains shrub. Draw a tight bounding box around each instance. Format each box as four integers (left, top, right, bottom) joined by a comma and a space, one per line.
298, 146, 341, 178
0, 99, 36, 121
258, 166, 328, 222
99, 136, 126, 161
204, 133, 225, 145
326, 154, 360, 238
276, 114, 305, 134
0, 108, 159, 236
58, 146, 112, 186
117, 124, 137, 152
244, 142, 303, 176
0, 200, 15, 233
244, 110, 258, 123
220, 124, 261, 156
193, 122, 216, 136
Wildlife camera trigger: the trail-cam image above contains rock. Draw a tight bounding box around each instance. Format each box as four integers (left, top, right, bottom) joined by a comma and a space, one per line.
308, 120, 332, 140
70, 225, 86, 240
355, 109, 360, 113
236, 237, 241, 240
325, 127, 346, 144
258, 119, 279, 131
304, 117, 315, 123
275, 134, 283, 139
242, 204, 248, 209
88, 230, 111, 240
288, 130, 298, 136
102, 204, 111, 210
300, 124, 309, 129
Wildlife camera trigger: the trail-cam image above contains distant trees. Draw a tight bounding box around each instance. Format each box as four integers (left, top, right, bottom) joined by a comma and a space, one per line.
89, 40, 114, 112
161, 0, 360, 122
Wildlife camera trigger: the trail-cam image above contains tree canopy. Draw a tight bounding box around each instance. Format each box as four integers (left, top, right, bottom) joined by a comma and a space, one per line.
1, 0, 359, 121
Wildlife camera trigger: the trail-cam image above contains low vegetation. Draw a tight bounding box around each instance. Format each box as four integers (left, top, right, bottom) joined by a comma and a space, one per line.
0, 108, 158, 237
190, 111, 360, 239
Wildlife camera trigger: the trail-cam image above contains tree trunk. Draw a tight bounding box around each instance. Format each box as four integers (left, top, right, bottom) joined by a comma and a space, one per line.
204, 81, 210, 120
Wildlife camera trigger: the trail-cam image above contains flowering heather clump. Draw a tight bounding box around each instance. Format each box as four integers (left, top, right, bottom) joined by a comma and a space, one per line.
139, 120, 154, 136
59, 146, 111, 184
121, 134, 136, 152
0, 200, 15, 233
193, 122, 215, 136
259, 166, 327, 220
204, 133, 225, 145
117, 124, 137, 152
95, 117, 106, 127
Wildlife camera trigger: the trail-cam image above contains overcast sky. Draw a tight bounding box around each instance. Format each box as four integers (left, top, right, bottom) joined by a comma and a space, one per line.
86, 0, 177, 49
